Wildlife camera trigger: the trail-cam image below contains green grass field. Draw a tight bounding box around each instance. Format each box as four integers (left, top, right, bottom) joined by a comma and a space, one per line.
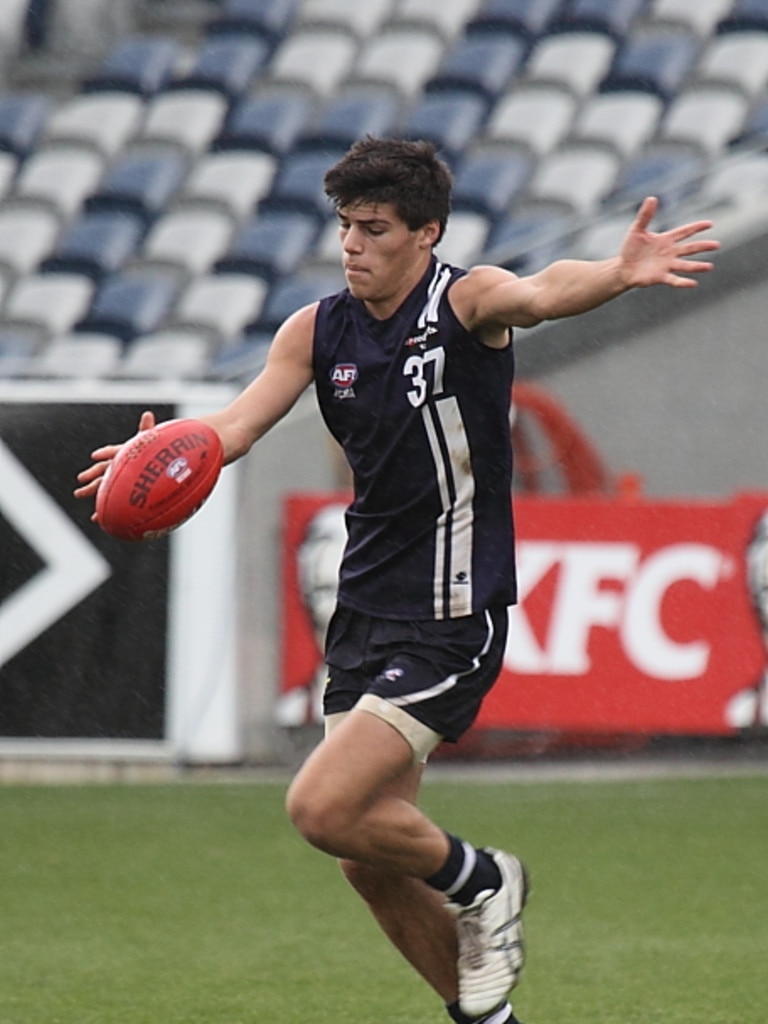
0, 771, 765, 1024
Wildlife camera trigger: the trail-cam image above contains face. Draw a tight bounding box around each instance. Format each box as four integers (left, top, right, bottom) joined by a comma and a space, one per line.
337, 201, 439, 317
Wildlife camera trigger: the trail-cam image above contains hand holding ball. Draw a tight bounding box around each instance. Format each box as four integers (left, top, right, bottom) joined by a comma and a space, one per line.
95, 418, 223, 541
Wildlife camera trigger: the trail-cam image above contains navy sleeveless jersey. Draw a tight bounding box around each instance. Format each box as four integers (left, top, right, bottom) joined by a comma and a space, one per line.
313, 256, 517, 621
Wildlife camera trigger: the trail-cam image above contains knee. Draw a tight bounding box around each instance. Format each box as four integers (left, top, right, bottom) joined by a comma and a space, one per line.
285, 777, 346, 853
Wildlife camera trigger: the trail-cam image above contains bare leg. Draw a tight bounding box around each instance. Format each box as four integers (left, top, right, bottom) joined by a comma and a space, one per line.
340, 860, 459, 1002
286, 710, 459, 1000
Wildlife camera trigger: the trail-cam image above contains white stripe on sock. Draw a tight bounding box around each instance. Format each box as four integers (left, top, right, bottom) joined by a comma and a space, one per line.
445, 841, 477, 897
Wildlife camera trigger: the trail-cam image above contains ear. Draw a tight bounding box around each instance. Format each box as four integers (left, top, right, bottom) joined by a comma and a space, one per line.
419, 220, 441, 249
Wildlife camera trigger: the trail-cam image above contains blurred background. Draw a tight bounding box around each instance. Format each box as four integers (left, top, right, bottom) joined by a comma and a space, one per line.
2, 0, 768, 776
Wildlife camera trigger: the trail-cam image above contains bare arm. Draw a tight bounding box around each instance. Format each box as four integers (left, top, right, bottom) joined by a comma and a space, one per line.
74, 304, 316, 502
452, 196, 720, 335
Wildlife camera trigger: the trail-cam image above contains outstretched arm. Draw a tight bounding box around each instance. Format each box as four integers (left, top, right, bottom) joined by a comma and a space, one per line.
74, 305, 317, 506
455, 196, 720, 333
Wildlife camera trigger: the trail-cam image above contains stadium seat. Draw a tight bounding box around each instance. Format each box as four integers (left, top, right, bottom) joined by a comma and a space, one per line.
699, 151, 768, 210
0, 207, 60, 276
296, 0, 391, 38
12, 146, 105, 220
485, 85, 578, 157
525, 31, 615, 97
43, 93, 144, 158
426, 30, 528, 103
86, 150, 189, 224
527, 145, 622, 213
600, 25, 700, 101
650, 0, 733, 38
660, 87, 749, 154
570, 91, 663, 157
2, 272, 95, 338
82, 35, 184, 97
716, 0, 768, 33
571, 214, 633, 260
729, 94, 768, 147
0, 329, 42, 377
140, 208, 236, 276
467, 0, 565, 42
350, 27, 445, 98
259, 148, 346, 223
176, 151, 277, 218
39, 210, 145, 280
215, 209, 319, 280
255, 268, 345, 332
452, 146, 534, 216
170, 274, 269, 339
75, 269, 179, 343
0, 152, 17, 201
137, 90, 228, 155
170, 34, 270, 101
295, 86, 400, 152
214, 87, 315, 155
112, 330, 213, 380
401, 92, 489, 164
0, 92, 51, 157
436, 211, 489, 266
269, 27, 359, 97
484, 203, 575, 271
206, 0, 299, 49
551, 0, 649, 39
25, 333, 123, 378
387, 0, 483, 41
605, 143, 706, 208
695, 31, 768, 98
210, 330, 272, 381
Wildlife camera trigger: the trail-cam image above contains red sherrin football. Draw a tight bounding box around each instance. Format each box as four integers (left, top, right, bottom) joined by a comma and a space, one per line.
95, 418, 224, 541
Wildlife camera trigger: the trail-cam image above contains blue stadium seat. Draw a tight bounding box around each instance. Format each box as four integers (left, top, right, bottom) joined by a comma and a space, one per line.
0, 92, 51, 157
214, 88, 315, 155
605, 143, 706, 208
551, 0, 650, 40
40, 211, 145, 280
82, 36, 184, 97
600, 26, 700, 101
85, 151, 189, 224
729, 94, 768, 147
485, 204, 575, 272
254, 268, 344, 333
259, 148, 345, 223
401, 93, 489, 164
717, 0, 768, 33
467, 0, 565, 42
211, 330, 271, 381
215, 210, 319, 280
0, 330, 41, 378
426, 29, 528, 103
295, 87, 400, 152
206, 0, 299, 48
170, 34, 270, 100
74, 269, 179, 344
452, 148, 534, 217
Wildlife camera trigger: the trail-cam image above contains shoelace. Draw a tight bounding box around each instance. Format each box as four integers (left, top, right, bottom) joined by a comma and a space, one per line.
456, 910, 488, 971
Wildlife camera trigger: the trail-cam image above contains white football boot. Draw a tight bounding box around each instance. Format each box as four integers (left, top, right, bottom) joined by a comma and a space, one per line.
451, 849, 529, 1018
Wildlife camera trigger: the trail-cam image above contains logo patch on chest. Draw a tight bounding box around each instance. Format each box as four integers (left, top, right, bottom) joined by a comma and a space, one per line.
330, 363, 358, 399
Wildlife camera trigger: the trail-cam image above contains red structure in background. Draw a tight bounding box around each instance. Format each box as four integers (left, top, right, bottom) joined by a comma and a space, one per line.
279, 384, 768, 753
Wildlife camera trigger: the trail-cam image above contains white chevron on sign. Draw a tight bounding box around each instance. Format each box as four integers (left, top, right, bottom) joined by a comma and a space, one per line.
0, 440, 111, 669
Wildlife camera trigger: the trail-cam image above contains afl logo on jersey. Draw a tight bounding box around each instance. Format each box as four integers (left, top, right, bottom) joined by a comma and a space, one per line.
330, 363, 358, 400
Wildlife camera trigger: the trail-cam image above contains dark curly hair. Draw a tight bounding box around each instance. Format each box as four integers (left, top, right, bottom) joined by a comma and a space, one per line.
324, 137, 453, 243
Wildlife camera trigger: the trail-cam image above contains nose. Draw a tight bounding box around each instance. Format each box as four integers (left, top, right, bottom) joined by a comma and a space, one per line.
343, 224, 363, 253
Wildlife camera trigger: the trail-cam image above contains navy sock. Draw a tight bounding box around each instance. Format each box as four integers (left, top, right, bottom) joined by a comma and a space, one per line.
426, 833, 502, 906
446, 1000, 517, 1024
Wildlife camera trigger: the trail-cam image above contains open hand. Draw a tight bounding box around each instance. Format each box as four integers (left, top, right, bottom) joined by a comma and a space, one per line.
620, 196, 720, 289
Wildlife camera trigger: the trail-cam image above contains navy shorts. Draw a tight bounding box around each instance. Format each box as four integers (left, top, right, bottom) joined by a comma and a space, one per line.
323, 604, 509, 743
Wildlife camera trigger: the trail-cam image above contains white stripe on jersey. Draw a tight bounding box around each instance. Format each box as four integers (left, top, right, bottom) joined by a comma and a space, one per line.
387, 609, 496, 709
422, 395, 475, 619
417, 261, 451, 329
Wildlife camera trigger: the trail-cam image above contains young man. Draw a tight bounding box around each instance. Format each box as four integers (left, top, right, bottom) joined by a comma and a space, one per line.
76, 138, 719, 1024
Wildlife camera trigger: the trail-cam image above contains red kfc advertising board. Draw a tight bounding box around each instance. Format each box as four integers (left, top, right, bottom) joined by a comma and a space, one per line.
281, 492, 768, 737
